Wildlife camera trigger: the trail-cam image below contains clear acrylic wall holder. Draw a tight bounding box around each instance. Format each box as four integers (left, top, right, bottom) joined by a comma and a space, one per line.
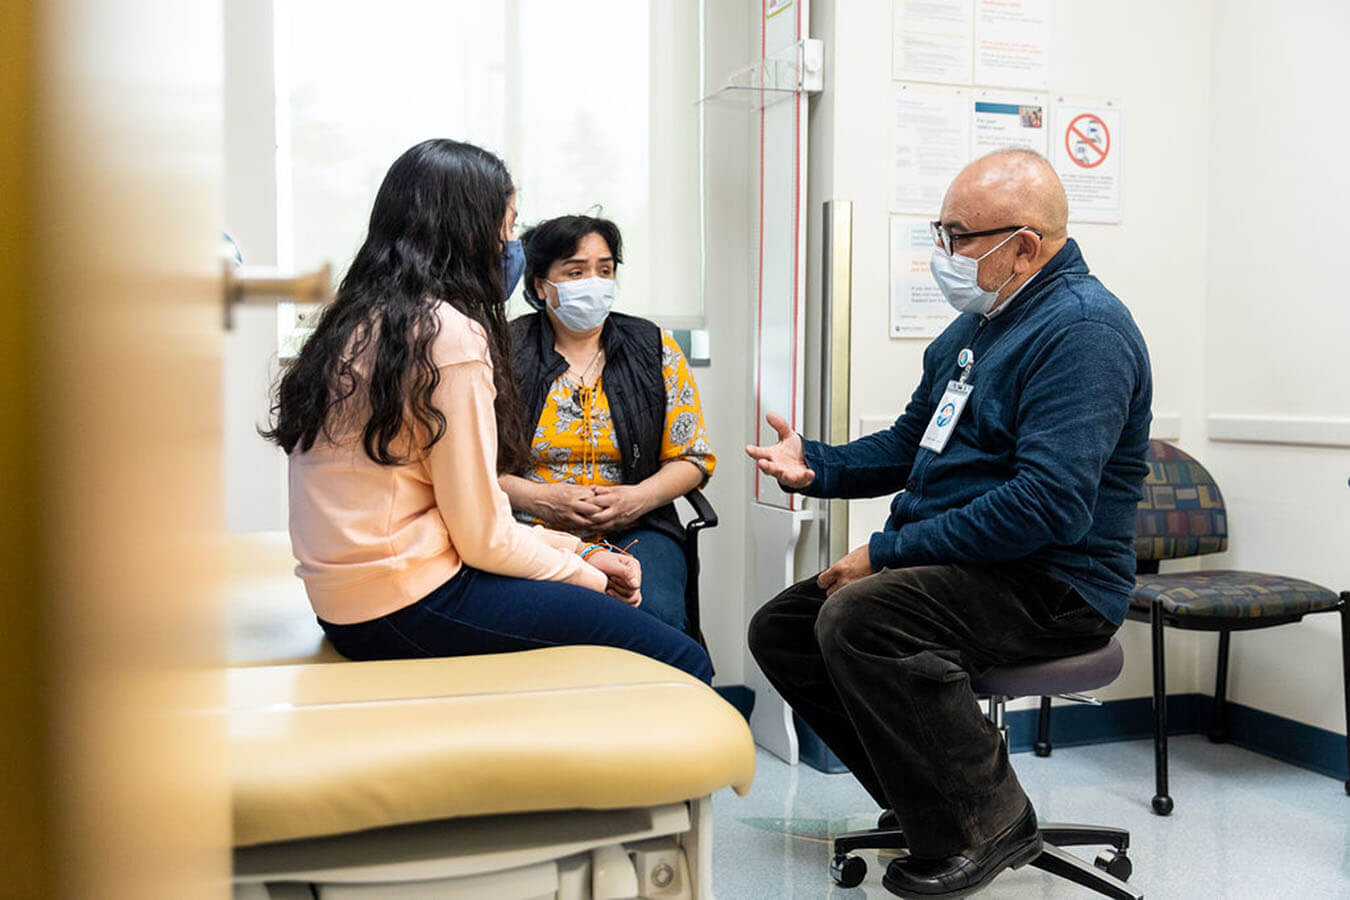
699, 39, 824, 110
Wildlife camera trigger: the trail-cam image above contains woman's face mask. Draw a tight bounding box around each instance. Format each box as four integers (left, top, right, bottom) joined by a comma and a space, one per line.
500, 239, 525, 300
548, 276, 616, 332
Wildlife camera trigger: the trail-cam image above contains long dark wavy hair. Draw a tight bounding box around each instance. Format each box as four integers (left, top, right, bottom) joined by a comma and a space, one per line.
262, 139, 528, 472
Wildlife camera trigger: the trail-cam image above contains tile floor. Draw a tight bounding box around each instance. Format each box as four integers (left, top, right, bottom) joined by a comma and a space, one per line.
711, 736, 1350, 899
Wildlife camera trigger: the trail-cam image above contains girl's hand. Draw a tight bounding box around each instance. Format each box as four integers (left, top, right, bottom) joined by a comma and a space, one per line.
585, 548, 642, 606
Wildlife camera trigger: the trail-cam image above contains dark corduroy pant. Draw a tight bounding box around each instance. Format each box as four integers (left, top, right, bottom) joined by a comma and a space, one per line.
748, 562, 1116, 857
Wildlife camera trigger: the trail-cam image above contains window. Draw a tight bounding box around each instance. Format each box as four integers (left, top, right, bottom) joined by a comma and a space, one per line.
223, 0, 706, 531
275, 0, 704, 348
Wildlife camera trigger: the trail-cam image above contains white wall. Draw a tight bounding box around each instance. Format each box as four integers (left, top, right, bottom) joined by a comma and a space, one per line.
1198, 0, 1350, 734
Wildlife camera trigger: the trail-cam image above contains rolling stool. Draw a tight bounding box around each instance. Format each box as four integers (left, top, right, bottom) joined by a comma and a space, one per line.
829, 637, 1142, 899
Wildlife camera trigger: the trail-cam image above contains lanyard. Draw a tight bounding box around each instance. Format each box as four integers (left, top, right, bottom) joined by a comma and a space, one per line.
955, 291, 1042, 384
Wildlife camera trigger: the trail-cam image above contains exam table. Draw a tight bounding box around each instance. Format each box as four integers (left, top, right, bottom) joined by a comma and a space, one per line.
226, 532, 756, 900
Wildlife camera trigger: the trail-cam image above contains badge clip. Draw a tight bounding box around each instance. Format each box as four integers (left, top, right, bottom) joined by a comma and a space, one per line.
957, 347, 975, 384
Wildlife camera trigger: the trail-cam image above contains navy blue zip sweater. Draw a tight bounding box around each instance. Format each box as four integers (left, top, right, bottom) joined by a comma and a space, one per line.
798, 239, 1152, 625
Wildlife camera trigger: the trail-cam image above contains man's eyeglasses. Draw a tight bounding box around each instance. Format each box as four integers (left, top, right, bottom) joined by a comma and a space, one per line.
929, 222, 1041, 257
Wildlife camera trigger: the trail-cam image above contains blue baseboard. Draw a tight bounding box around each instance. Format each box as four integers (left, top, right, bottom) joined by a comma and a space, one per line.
721, 684, 1348, 784
1003, 694, 1209, 753
1222, 702, 1348, 782
1007, 692, 1348, 783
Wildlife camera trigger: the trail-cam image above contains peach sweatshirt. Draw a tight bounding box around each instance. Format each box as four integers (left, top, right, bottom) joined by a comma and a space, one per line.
288, 302, 608, 624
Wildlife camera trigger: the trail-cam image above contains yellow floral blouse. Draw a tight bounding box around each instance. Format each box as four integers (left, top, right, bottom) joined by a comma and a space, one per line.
516, 331, 716, 528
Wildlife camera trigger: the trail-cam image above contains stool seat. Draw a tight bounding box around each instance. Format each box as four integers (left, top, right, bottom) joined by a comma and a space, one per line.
971, 638, 1124, 698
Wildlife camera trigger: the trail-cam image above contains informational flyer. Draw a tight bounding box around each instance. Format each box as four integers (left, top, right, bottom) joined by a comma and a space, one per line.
891, 0, 974, 84
974, 0, 1051, 89
1052, 100, 1123, 223
972, 91, 1048, 156
891, 215, 958, 338
893, 85, 1049, 216
892, 83, 970, 214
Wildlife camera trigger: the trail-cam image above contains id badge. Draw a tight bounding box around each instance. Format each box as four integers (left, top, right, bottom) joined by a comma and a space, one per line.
919, 380, 972, 454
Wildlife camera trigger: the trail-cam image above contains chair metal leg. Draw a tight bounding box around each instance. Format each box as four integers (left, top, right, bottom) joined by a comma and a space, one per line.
832, 826, 907, 856
1341, 595, 1349, 796
1035, 695, 1053, 757
1149, 600, 1173, 815
1028, 844, 1143, 900
1208, 630, 1230, 743
1038, 823, 1129, 853
988, 695, 1008, 746
833, 824, 1140, 897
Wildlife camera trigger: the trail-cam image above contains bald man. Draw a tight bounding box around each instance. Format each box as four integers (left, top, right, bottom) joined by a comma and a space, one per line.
747, 150, 1151, 898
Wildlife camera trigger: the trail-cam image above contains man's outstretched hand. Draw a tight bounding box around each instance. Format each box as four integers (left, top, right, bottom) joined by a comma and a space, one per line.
745, 412, 815, 490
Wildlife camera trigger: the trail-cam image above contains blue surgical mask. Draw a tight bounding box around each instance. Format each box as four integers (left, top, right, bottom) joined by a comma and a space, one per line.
500, 239, 525, 300
548, 276, 616, 332
929, 228, 1025, 315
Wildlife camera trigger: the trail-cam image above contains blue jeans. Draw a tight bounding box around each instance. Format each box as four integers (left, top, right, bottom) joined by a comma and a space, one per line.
319, 565, 712, 683
609, 527, 688, 632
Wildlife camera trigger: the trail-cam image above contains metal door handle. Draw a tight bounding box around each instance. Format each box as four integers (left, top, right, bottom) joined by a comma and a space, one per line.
223, 260, 331, 329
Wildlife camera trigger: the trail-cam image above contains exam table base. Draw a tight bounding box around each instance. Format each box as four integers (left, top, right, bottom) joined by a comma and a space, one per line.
233, 798, 713, 900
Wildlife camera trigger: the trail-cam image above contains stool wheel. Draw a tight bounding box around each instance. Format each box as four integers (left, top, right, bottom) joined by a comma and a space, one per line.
830, 854, 867, 888
1151, 794, 1174, 816
1094, 850, 1132, 882
1033, 741, 1052, 757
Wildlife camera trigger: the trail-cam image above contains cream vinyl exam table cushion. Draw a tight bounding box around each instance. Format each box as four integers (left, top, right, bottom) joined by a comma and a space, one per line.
225, 533, 756, 848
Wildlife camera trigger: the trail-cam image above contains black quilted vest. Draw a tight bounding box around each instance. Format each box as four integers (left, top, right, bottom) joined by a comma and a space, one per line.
510, 311, 684, 543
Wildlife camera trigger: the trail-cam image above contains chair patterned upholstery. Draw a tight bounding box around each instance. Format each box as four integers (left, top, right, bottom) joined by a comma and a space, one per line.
1132, 570, 1340, 619
1133, 440, 1228, 562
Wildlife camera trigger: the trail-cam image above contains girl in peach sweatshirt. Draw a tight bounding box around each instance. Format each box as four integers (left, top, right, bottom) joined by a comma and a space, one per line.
264, 139, 710, 682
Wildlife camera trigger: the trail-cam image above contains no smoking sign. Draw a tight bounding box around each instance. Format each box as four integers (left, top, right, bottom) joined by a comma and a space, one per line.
1065, 112, 1110, 168
1053, 102, 1122, 223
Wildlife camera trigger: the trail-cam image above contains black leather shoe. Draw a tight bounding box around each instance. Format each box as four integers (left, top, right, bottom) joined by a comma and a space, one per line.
881, 803, 1042, 897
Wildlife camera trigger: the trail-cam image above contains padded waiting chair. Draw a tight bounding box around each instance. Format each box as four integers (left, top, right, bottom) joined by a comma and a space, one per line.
1035, 440, 1348, 815
830, 638, 1142, 899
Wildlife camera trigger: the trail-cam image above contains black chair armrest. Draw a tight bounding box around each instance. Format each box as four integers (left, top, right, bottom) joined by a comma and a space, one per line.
679, 489, 718, 657
682, 488, 718, 533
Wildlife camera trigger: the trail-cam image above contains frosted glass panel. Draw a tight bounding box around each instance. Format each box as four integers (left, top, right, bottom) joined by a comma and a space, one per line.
282, 1, 506, 276
281, 0, 701, 332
